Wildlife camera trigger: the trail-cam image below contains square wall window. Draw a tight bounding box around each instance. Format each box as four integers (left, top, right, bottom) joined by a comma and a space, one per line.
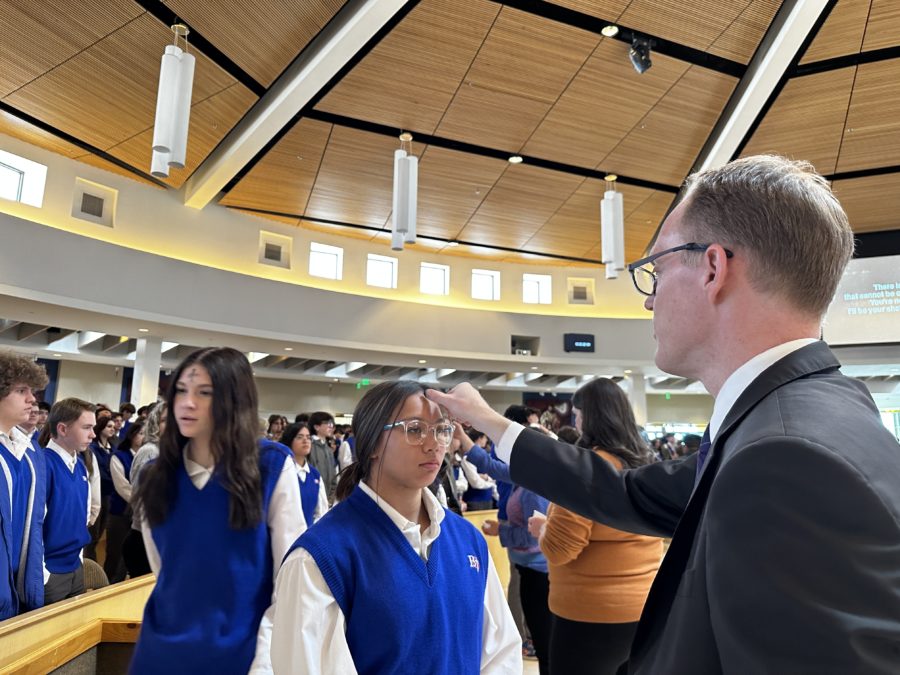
420, 262, 450, 296
0, 150, 47, 208
523, 273, 552, 304
367, 253, 398, 289
471, 268, 500, 301
309, 242, 343, 280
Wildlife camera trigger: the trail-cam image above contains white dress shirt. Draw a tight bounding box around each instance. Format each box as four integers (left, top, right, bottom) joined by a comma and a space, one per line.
86, 454, 101, 525
111, 448, 136, 503
497, 339, 821, 463
268, 482, 523, 674
44, 440, 92, 581
459, 455, 496, 490
140, 448, 306, 674
337, 440, 354, 470
294, 460, 329, 524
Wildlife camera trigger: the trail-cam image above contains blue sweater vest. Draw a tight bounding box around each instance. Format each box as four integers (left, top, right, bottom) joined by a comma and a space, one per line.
109, 449, 134, 515
43, 449, 90, 574
294, 487, 489, 675
130, 440, 288, 674
90, 441, 114, 498
297, 464, 321, 525
0, 442, 45, 618
463, 480, 493, 505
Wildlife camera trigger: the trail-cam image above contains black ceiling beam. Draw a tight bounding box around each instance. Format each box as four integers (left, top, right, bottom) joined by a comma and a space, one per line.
794, 45, 900, 77
489, 0, 746, 78
132, 0, 267, 97
0, 101, 168, 188
825, 164, 900, 182
228, 206, 602, 265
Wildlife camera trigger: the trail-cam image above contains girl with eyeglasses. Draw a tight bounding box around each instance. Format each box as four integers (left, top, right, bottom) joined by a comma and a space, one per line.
270, 381, 521, 673
281, 423, 328, 526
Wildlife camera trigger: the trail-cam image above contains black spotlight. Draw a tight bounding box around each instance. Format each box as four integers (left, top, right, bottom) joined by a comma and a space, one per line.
629, 37, 652, 74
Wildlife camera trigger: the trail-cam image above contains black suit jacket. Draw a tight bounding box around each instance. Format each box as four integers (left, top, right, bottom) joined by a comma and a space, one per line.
510, 342, 900, 673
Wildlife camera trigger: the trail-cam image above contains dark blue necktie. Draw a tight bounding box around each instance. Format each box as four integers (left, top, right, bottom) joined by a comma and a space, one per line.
695, 427, 711, 485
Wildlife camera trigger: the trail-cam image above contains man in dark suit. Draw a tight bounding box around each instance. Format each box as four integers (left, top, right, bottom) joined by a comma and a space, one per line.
428, 155, 900, 673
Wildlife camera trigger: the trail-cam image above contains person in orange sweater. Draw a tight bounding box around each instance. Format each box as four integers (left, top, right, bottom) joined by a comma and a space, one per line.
528, 378, 663, 675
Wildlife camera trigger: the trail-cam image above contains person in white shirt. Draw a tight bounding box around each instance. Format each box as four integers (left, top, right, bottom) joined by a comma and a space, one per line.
280, 422, 328, 525
269, 381, 522, 674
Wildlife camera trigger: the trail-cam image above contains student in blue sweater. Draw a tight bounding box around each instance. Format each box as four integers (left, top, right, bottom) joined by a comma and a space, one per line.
0, 352, 49, 618
280, 423, 328, 526
269, 381, 521, 674
130, 347, 305, 674
43, 398, 95, 604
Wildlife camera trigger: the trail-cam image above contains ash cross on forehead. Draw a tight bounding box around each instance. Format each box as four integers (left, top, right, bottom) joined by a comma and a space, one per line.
186, 367, 200, 381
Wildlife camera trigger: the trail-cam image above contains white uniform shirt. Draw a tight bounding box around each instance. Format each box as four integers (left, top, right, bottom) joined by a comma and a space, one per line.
268, 482, 523, 674
140, 449, 306, 674
0, 426, 33, 511
110, 448, 137, 503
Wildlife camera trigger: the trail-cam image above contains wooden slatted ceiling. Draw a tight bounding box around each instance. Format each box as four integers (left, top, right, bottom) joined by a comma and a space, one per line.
304, 126, 408, 228
523, 41, 691, 171
741, 68, 856, 174
4, 13, 255, 187
433, 6, 600, 152
836, 59, 900, 172
0, 0, 142, 98
315, 0, 501, 135
600, 66, 736, 186
550, 0, 781, 64
833, 173, 900, 233
458, 164, 585, 249
801, 0, 900, 64
523, 180, 670, 261
162, 0, 348, 87
220, 118, 334, 213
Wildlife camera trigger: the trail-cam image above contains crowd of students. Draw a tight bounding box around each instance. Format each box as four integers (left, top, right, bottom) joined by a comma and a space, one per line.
0, 345, 666, 674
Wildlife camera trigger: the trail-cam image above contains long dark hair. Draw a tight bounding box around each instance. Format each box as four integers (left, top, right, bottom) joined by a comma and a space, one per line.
118, 420, 145, 453
133, 348, 263, 529
335, 381, 432, 502
572, 378, 653, 469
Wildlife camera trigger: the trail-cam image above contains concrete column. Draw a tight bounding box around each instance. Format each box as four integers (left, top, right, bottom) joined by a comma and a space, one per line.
131, 337, 162, 407
622, 371, 648, 426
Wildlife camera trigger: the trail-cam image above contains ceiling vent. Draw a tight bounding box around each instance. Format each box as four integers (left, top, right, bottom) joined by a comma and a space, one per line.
567, 277, 595, 305
71, 177, 116, 227
258, 230, 292, 269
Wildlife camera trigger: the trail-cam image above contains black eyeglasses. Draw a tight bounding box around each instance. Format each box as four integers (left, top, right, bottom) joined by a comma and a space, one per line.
627, 243, 734, 297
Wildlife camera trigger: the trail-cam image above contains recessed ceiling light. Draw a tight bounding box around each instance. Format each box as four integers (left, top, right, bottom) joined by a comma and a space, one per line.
333, 378, 339, 382
447, 241, 459, 247
508, 155, 524, 164
418, 359, 427, 364
604, 174, 618, 182
53, 353, 62, 358
601, 24, 619, 37
531, 366, 539, 370
624, 369, 633, 374
285, 347, 293, 351
138, 328, 149, 333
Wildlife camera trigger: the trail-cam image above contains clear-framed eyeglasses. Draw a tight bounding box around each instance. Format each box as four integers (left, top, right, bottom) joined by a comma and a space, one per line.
383, 418, 455, 447
627, 242, 734, 297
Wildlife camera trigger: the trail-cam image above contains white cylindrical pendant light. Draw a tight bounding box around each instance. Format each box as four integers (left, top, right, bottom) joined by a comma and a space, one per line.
403, 154, 418, 244
392, 149, 409, 234
151, 149, 170, 178
391, 228, 404, 251
151, 45, 183, 154
601, 188, 625, 279
168, 51, 195, 169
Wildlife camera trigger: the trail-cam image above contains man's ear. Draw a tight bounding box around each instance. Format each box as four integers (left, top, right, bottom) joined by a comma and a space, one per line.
703, 244, 731, 302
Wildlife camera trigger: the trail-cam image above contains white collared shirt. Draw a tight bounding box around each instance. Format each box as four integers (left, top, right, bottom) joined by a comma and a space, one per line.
110, 447, 137, 503
268, 483, 522, 674
707, 338, 818, 441
0, 425, 33, 461
294, 460, 329, 524
140, 446, 306, 675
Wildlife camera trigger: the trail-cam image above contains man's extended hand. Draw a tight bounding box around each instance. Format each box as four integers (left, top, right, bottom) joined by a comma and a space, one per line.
426, 383, 512, 443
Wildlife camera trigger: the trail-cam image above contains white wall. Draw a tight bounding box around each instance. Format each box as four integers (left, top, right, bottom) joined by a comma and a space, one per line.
646, 394, 713, 425
56, 360, 122, 406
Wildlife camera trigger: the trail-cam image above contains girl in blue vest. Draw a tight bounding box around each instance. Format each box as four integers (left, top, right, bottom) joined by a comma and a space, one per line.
130, 347, 305, 674
105, 420, 144, 582
280, 423, 328, 526
270, 381, 521, 674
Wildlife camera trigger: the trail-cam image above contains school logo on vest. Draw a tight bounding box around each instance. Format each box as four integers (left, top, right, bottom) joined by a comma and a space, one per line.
467, 554, 480, 572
